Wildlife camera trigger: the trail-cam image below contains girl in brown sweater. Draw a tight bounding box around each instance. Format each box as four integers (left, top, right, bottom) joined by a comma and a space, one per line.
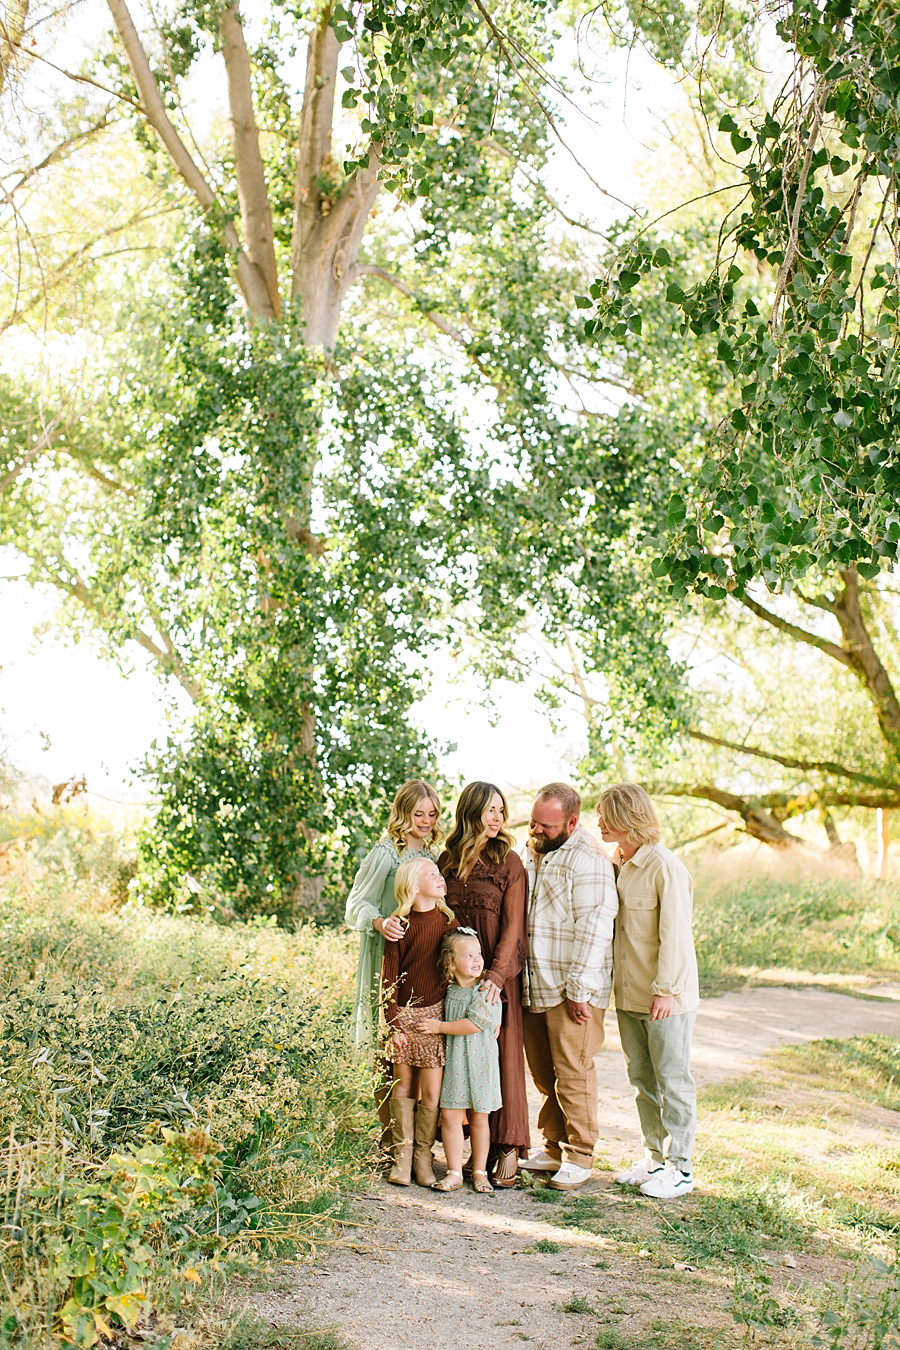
381, 857, 457, 1186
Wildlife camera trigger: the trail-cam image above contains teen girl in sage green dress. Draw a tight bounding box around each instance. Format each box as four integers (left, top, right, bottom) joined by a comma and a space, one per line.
345, 780, 443, 1048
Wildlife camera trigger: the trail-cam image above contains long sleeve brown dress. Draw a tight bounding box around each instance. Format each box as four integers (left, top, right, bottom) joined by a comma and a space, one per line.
437, 849, 530, 1155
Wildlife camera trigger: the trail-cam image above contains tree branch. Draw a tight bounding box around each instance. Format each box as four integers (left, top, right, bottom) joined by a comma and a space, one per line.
290, 7, 381, 347
351, 264, 503, 389
5, 111, 114, 196
291, 5, 339, 299
219, 4, 280, 318
0, 419, 60, 492
737, 591, 852, 667
105, 0, 275, 320
688, 729, 893, 787
52, 571, 201, 702
659, 782, 807, 848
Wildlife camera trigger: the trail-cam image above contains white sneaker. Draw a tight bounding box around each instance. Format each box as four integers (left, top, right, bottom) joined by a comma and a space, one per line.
547, 1162, 594, 1191
519, 1149, 562, 1172
615, 1158, 664, 1186
639, 1165, 694, 1199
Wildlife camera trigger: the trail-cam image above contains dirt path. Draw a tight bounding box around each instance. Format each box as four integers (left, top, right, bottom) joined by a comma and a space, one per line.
253, 987, 900, 1350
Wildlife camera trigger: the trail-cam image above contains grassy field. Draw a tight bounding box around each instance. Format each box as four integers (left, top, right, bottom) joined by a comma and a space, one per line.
0, 835, 372, 1349
522, 1033, 900, 1347
691, 856, 900, 994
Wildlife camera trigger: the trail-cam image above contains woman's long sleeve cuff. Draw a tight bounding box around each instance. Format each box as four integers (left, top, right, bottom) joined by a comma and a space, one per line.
348, 902, 379, 932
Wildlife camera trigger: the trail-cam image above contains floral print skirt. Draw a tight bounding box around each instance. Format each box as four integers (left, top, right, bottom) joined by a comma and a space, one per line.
390, 1001, 446, 1068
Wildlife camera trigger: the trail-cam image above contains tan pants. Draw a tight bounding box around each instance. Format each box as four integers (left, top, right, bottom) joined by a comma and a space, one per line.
522, 1002, 605, 1168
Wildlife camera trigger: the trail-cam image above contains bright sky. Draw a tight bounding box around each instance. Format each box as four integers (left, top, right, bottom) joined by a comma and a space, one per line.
0, 15, 684, 805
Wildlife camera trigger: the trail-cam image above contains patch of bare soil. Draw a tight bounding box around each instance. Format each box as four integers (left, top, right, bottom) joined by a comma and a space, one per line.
247, 988, 900, 1350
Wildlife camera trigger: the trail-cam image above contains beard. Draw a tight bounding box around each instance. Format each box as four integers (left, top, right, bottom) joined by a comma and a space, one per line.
529, 827, 568, 855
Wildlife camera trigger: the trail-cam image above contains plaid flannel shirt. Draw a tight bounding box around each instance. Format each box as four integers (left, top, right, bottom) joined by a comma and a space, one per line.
520, 825, 618, 1012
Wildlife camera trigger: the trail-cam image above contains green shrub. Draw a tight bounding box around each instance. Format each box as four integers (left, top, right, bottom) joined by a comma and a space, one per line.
0, 860, 373, 1345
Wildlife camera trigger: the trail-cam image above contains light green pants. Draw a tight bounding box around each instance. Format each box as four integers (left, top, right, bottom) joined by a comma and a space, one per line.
616, 1009, 697, 1169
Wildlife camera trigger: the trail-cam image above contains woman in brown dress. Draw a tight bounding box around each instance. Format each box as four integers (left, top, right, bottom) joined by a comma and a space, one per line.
439, 781, 530, 1186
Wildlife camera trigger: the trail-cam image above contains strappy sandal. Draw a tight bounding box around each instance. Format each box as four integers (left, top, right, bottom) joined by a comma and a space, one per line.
473, 1169, 494, 1194
490, 1146, 519, 1188
432, 1171, 463, 1192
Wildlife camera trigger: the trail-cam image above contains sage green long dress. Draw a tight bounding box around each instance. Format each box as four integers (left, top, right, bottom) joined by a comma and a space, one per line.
345, 839, 438, 1048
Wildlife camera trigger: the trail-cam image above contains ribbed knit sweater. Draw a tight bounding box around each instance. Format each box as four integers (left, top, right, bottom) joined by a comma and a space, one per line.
381, 906, 458, 1026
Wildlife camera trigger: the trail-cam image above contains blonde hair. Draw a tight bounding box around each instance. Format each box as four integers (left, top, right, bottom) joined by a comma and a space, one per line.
444, 781, 515, 880
598, 783, 661, 847
439, 929, 482, 984
385, 780, 443, 853
391, 856, 454, 924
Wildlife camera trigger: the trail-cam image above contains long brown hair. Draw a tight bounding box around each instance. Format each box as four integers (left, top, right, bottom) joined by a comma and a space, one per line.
384, 780, 443, 853
444, 781, 514, 880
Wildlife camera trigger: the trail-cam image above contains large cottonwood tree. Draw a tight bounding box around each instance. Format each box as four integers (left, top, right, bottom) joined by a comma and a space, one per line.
2, 0, 686, 914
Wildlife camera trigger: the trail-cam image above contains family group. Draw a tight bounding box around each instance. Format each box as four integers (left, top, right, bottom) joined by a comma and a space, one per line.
345, 778, 698, 1201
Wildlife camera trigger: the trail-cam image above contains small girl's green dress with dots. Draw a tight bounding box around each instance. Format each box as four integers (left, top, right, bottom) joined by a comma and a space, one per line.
439, 984, 503, 1113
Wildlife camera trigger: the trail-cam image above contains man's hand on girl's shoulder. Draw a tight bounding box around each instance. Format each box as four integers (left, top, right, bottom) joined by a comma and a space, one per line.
479, 977, 502, 1005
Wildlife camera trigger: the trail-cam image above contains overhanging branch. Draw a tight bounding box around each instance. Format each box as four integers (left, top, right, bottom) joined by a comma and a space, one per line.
688, 729, 894, 787
737, 592, 852, 667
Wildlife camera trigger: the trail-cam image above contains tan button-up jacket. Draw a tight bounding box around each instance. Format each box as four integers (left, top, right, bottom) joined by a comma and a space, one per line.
614, 843, 699, 1016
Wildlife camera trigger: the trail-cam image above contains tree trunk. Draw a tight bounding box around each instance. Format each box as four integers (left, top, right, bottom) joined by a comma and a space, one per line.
832, 568, 900, 762
290, 10, 380, 347
219, 4, 281, 318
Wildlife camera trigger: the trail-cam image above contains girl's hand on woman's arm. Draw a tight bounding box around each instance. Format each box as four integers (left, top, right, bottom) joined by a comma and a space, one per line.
374, 914, 404, 941
419, 1018, 444, 1034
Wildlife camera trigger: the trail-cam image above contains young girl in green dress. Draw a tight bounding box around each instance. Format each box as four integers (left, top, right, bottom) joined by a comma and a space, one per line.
421, 929, 502, 1194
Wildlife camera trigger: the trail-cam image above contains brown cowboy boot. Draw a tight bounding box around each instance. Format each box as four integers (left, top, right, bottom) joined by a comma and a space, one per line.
388, 1098, 415, 1186
413, 1106, 439, 1187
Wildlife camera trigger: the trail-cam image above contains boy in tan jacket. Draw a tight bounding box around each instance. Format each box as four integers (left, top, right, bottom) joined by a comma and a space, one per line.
598, 783, 699, 1200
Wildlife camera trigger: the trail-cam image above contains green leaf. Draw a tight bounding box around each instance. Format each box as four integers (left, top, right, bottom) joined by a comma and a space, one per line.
666, 283, 685, 304
718, 114, 738, 132
731, 409, 749, 430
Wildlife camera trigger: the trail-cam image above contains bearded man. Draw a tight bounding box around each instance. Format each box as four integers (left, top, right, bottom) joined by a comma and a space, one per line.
518, 782, 618, 1190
